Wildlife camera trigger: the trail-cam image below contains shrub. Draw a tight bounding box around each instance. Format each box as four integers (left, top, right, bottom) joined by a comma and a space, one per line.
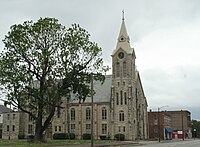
82, 133, 91, 140
18, 134, 25, 139
100, 135, 107, 140
114, 133, 125, 141
27, 135, 34, 143
53, 133, 67, 140
66, 133, 75, 139
53, 133, 76, 140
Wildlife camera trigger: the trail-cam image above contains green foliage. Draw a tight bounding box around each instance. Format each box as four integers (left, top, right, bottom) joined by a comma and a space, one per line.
192, 119, 200, 138
114, 134, 125, 141
0, 17, 109, 142
82, 133, 91, 140
53, 133, 67, 140
99, 135, 107, 140
66, 133, 76, 139
18, 134, 25, 139
52, 133, 75, 140
53, 133, 76, 140
0, 139, 113, 146
27, 135, 35, 143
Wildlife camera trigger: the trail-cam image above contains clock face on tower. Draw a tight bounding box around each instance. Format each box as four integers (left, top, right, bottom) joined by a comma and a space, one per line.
118, 52, 124, 59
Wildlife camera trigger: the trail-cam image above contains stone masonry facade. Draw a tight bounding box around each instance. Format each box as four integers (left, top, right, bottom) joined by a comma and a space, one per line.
2, 18, 148, 140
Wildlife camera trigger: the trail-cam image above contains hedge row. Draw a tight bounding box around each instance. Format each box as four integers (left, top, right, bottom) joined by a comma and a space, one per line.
53, 133, 75, 140
114, 133, 125, 141
82, 133, 91, 140
22, 133, 125, 140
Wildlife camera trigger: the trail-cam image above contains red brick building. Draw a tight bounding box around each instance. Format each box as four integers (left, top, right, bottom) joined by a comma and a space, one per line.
148, 110, 192, 140
169, 110, 192, 139
148, 110, 172, 140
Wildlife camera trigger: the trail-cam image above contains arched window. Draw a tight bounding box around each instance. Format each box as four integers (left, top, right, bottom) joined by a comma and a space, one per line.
120, 91, 123, 105
71, 108, 75, 121
123, 62, 127, 77
116, 93, 119, 105
116, 62, 120, 77
119, 110, 124, 121
124, 92, 127, 105
102, 107, 107, 120
86, 107, 91, 120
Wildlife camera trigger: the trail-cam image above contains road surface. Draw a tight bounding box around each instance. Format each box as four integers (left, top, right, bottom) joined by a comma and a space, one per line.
126, 140, 200, 147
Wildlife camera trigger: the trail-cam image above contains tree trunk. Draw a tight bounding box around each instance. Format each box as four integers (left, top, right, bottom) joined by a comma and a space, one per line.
67, 97, 70, 133
34, 111, 45, 142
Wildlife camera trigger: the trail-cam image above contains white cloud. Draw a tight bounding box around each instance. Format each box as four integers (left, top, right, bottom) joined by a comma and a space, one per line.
141, 65, 200, 111
0, 0, 200, 119
135, 20, 200, 71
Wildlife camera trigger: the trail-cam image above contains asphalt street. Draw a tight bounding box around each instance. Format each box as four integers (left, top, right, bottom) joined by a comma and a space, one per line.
127, 140, 200, 147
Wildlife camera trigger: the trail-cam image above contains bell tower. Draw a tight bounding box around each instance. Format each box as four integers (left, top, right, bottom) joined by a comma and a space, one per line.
110, 13, 137, 140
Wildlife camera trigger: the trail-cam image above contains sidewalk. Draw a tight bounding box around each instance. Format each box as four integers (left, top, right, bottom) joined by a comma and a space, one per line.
53, 139, 193, 147
71, 141, 139, 147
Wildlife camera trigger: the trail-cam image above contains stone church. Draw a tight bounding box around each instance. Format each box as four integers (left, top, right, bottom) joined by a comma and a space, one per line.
2, 17, 148, 140
52, 18, 148, 140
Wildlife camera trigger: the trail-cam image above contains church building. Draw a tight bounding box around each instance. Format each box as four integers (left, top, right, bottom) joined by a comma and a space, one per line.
52, 17, 148, 140
2, 16, 148, 141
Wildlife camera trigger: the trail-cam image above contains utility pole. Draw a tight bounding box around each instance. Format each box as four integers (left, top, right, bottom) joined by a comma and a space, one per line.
158, 107, 160, 142
91, 74, 94, 147
181, 110, 184, 140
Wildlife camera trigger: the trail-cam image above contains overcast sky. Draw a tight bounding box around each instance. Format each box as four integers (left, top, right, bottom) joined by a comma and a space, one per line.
0, 0, 200, 120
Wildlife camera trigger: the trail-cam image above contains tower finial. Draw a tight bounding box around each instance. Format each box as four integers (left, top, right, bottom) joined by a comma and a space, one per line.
122, 10, 125, 21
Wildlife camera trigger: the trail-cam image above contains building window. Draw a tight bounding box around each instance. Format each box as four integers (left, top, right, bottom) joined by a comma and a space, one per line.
123, 126, 125, 132
28, 124, 33, 134
86, 124, 91, 133
13, 114, 15, 120
123, 62, 127, 77
154, 119, 158, 125
7, 114, 10, 120
86, 107, 91, 120
12, 125, 15, 132
71, 124, 75, 133
116, 62, 120, 77
71, 108, 75, 121
124, 92, 127, 105
119, 110, 124, 121
55, 126, 57, 132
59, 126, 61, 132
102, 107, 107, 120
118, 126, 121, 132
57, 107, 61, 118
102, 124, 107, 134
29, 114, 33, 122
7, 125, 9, 132
120, 91, 123, 105
116, 93, 119, 105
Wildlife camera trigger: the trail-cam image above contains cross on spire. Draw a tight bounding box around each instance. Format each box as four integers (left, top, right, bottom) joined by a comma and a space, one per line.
122, 10, 125, 21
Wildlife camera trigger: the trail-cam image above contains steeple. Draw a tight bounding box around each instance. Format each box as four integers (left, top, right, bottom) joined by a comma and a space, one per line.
112, 11, 133, 56
118, 10, 129, 43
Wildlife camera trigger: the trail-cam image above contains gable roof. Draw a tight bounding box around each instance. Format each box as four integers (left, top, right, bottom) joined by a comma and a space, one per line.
0, 105, 12, 113
70, 75, 112, 103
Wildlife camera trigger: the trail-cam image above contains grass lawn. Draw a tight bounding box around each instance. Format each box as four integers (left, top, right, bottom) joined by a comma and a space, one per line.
0, 139, 114, 147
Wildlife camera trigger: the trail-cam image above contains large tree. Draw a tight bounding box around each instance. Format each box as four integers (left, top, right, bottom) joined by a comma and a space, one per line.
192, 120, 200, 138
0, 18, 109, 142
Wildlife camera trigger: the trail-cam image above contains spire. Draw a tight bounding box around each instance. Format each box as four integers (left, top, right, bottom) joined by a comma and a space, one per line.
122, 10, 125, 21
112, 11, 134, 56
118, 10, 129, 43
